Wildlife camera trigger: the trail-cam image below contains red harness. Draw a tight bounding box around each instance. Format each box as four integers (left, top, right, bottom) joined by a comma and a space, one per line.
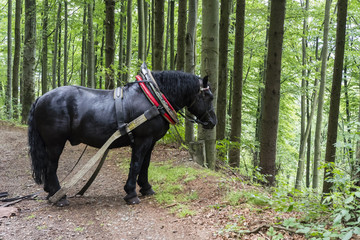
135, 75, 177, 125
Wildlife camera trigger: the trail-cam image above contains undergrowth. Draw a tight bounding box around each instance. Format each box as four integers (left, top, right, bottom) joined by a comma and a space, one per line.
117, 158, 219, 218
117, 154, 360, 239
148, 161, 217, 217
220, 181, 360, 239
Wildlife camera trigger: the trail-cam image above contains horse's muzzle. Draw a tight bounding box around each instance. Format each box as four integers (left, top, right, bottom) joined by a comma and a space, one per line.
202, 112, 217, 129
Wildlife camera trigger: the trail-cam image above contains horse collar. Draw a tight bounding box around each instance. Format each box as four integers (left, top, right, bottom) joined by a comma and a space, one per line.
136, 75, 179, 125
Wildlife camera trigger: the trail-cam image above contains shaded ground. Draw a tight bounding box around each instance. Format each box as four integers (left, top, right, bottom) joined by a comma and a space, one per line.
0, 121, 305, 239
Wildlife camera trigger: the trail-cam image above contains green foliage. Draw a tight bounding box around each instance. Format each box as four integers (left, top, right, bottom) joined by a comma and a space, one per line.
147, 161, 212, 207
170, 204, 196, 218
266, 227, 284, 240
270, 185, 360, 239
225, 189, 272, 207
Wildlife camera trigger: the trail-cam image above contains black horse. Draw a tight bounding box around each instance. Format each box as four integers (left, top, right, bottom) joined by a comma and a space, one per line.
28, 70, 217, 206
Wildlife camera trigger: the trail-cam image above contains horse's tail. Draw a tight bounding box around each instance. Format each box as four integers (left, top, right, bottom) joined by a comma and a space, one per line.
28, 98, 47, 185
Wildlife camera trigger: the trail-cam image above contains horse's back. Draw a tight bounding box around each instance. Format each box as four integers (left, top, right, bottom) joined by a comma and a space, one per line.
33, 86, 116, 147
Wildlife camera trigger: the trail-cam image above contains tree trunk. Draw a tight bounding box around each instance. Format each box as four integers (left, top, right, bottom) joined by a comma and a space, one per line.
259, 0, 286, 186
200, 0, 219, 170
125, 0, 132, 82
295, 77, 319, 189
118, 0, 125, 86
99, 27, 105, 89
356, 85, 360, 187
80, 5, 87, 86
153, 0, 164, 70
176, 0, 187, 71
216, 0, 231, 141
145, 2, 149, 59
322, 0, 348, 195
344, 74, 353, 164
228, 0, 245, 168
12, 0, 22, 119
52, 3, 61, 88
295, 0, 310, 190
253, 2, 270, 169
41, 0, 48, 94
94, 24, 100, 88
306, 122, 311, 187
169, 0, 175, 70
138, 0, 146, 62
68, 35, 74, 84
57, 15, 62, 87
22, 0, 36, 123
87, 1, 95, 88
313, 0, 331, 190
6, 0, 13, 119
164, 1, 170, 69
105, 0, 115, 89
63, 0, 68, 86
185, 0, 198, 144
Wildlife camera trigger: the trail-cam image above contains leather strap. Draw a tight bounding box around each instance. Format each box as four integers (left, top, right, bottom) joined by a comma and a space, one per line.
140, 63, 178, 124
136, 74, 178, 125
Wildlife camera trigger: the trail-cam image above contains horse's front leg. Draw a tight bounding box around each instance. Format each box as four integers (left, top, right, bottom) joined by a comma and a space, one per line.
138, 142, 156, 196
123, 138, 154, 205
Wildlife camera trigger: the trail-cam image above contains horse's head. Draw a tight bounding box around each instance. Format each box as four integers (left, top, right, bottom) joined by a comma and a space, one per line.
187, 76, 217, 129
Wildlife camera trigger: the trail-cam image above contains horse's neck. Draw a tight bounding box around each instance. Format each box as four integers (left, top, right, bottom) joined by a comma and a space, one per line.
153, 71, 196, 111
162, 90, 185, 112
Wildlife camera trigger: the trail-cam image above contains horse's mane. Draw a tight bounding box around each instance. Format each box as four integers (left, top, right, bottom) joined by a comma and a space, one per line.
151, 71, 200, 100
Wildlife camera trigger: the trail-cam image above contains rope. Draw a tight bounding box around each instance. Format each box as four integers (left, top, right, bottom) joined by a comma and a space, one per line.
60, 145, 88, 182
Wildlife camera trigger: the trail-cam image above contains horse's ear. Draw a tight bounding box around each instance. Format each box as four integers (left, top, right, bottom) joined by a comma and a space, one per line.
203, 76, 209, 88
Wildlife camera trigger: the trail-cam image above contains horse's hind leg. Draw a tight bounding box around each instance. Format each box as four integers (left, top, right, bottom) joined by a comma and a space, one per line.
44, 143, 68, 206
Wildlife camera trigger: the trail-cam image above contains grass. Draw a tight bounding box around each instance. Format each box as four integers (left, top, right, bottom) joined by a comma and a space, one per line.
117, 158, 219, 217
149, 162, 202, 205
225, 189, 272, 207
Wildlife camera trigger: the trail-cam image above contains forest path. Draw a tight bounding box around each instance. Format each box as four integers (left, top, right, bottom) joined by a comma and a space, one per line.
0, 121, 216, 239
0, 121, 305, 239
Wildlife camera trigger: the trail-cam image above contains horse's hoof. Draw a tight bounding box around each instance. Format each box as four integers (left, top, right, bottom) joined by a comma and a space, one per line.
140, 188, 156, 196
55, 197, 69, 207
124, 195, 140, 205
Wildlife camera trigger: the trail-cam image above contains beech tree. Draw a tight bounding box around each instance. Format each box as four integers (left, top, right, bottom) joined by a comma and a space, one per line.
176, 0, 187, 71
169, 0, 175, 70
41, 0, 48, 94
153, 0, 164, 70
6, 0, 12, 119
184, 0, 198, 144
228, 0, 245, 168
87, 1, 95, 88
22, 0, 36, 123
52, 3, 61, 88
216, 0, 231, 140
312, 0, 331, 189
322, 0, 348, 195
105, 0, 115, 89
125, 0, 132, 82
12, 0, 22, 119
200, 0, 219, 170
138, 0, 145, 63
63, 0, 68, 86
259, 0, 286, 185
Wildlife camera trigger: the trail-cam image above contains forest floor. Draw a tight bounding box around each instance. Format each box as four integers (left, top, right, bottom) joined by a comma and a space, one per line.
0, 120, 307, 239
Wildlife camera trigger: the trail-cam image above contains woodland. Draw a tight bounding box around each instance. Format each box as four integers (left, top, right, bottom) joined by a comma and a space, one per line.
0, 0, 360, 238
